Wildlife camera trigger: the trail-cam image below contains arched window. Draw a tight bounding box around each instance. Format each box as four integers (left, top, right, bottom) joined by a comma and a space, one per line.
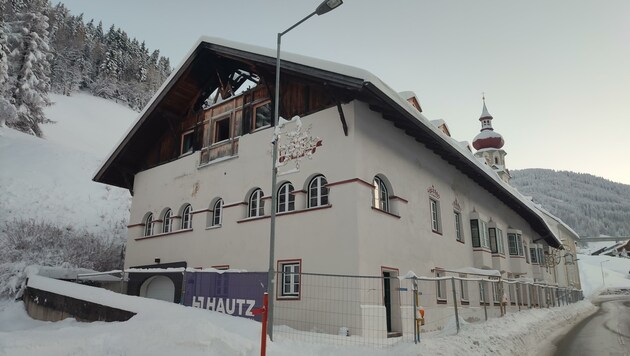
249, 189, 264, 217
212, 199, 223, 226
277, 182, 295, 213
144, 213, 154, 236
181, 204, 193, 229
308, 175, 329, 208
373, 176, 389, 212
162, 209, 172, 233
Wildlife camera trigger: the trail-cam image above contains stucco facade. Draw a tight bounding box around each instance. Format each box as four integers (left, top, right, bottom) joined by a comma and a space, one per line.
95, 37, 581, 338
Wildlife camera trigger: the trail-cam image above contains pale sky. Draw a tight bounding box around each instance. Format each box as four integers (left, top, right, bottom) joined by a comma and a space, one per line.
54, 0, 630, 184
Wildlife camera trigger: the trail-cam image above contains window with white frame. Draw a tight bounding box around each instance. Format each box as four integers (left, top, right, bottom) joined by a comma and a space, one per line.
489, 227, 505, 254
508, 233, 518, 255
492, 281, 501, 303
530, 247, 539, 264
459, 274, 469, 302
144, 213, 153, 236
162, 209, 172, 233
508, 233, 524, 256
479, 281, 487, 304
249, 189, 264, 217
277, 182, 295, 213
454, 211, 463, 242
181, 204, 192, 229
308, 175, 329, 208
496, 228, 505, 254
212, 199, 223, 226
436, 271, 447, 301
253, 101, 272, 130
430, 199, 441, 233
279, 261, 300, 298
524, 242, 530, 263
507, 274, 516, 302
471, 219, 490, 249
538, 248, 545, 266
373, 176, 389, 212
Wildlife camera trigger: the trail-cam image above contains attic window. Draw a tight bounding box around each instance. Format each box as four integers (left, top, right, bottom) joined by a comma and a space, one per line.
254, 101, 272, 130
214, 117, 231, 143
181, 130, 194, 155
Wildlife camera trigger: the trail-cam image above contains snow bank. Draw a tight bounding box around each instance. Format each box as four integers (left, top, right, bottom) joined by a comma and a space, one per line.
577, 254, 630, 298
0, 276, 597, 356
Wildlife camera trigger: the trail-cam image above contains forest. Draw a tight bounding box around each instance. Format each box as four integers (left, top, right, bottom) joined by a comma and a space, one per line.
0, 0, 171, 136
511, 169, 630, 238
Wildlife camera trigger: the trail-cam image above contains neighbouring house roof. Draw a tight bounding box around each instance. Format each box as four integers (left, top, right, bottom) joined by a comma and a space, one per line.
93, 36, 562, 248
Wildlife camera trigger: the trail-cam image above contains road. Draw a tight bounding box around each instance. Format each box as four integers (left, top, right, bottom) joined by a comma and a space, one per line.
554, 295, 630, 356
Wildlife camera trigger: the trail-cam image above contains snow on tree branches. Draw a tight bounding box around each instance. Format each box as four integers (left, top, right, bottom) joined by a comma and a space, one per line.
0, 1, 171, 136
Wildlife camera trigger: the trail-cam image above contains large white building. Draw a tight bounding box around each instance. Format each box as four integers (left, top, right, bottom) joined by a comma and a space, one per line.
94, 37, 580, 337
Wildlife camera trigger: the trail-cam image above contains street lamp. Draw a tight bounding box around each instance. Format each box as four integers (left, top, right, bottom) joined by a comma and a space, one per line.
600, 259, 610, 287
267, 0, 343, 341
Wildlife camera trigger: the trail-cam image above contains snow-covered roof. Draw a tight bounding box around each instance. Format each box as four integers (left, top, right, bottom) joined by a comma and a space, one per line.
474, 130, 503, 140
398, 91, 417, 100
94, 36, 563, 248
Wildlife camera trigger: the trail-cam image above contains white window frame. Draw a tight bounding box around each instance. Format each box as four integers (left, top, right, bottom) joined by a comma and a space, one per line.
508, 233, 518, 255
212, 199, 223, 226
180, 130, 194, 155
277, 182, 295, 213
459, 274, 469, 302
249, 189, 264, 217
492, 281, 501, 303
279, 261, 301, 299
454, 211, 463, 242
162, 209, 172, 233
144, 213, 153, 236
181, 204, 192, 230
497, 228, 505, 254
480, 221, 490, 248
430, 198, 441, 233
373, 176, 389, 212
530, 247, 539, 264
516, 233, 524, 256
308, 175, 329, 208
436, 271, 447, 301
253, 101, 272, 130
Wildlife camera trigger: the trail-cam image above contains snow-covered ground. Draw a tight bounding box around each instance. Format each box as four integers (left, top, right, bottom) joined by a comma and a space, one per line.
2, 254, 627, 355
0, 93, 135, 234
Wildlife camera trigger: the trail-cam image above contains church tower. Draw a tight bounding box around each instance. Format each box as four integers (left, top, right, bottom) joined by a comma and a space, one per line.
472, 97, 511, 183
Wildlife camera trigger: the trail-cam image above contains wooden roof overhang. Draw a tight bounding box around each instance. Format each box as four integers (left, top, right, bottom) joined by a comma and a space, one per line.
93, 39, 560, 248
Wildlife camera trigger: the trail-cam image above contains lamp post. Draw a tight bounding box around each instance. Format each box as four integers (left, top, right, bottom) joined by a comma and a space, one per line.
600, 259, 610, 288
266, 0, 343, 341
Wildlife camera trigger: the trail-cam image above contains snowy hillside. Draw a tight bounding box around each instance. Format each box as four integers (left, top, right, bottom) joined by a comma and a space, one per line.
511, 168, 630, 237
0, 93, 135, 235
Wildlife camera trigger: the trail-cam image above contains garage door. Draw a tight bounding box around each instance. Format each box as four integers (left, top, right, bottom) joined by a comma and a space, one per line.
140, 276, 175, 302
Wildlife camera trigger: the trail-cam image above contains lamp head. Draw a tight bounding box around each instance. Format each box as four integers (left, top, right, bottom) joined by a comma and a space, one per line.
315, 0, 343, 15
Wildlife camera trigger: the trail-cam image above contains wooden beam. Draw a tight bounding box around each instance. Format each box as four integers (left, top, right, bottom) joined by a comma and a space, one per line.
336, 101, 348, 136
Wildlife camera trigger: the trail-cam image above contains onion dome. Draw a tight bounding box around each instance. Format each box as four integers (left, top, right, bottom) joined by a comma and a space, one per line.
472, 99, 504, 150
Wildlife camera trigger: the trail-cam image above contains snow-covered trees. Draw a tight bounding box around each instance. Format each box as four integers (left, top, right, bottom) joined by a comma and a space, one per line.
0, 1, 171, 135
0, 219, 125, 298
511, 169, 630, 237
9, 0, 52, 137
